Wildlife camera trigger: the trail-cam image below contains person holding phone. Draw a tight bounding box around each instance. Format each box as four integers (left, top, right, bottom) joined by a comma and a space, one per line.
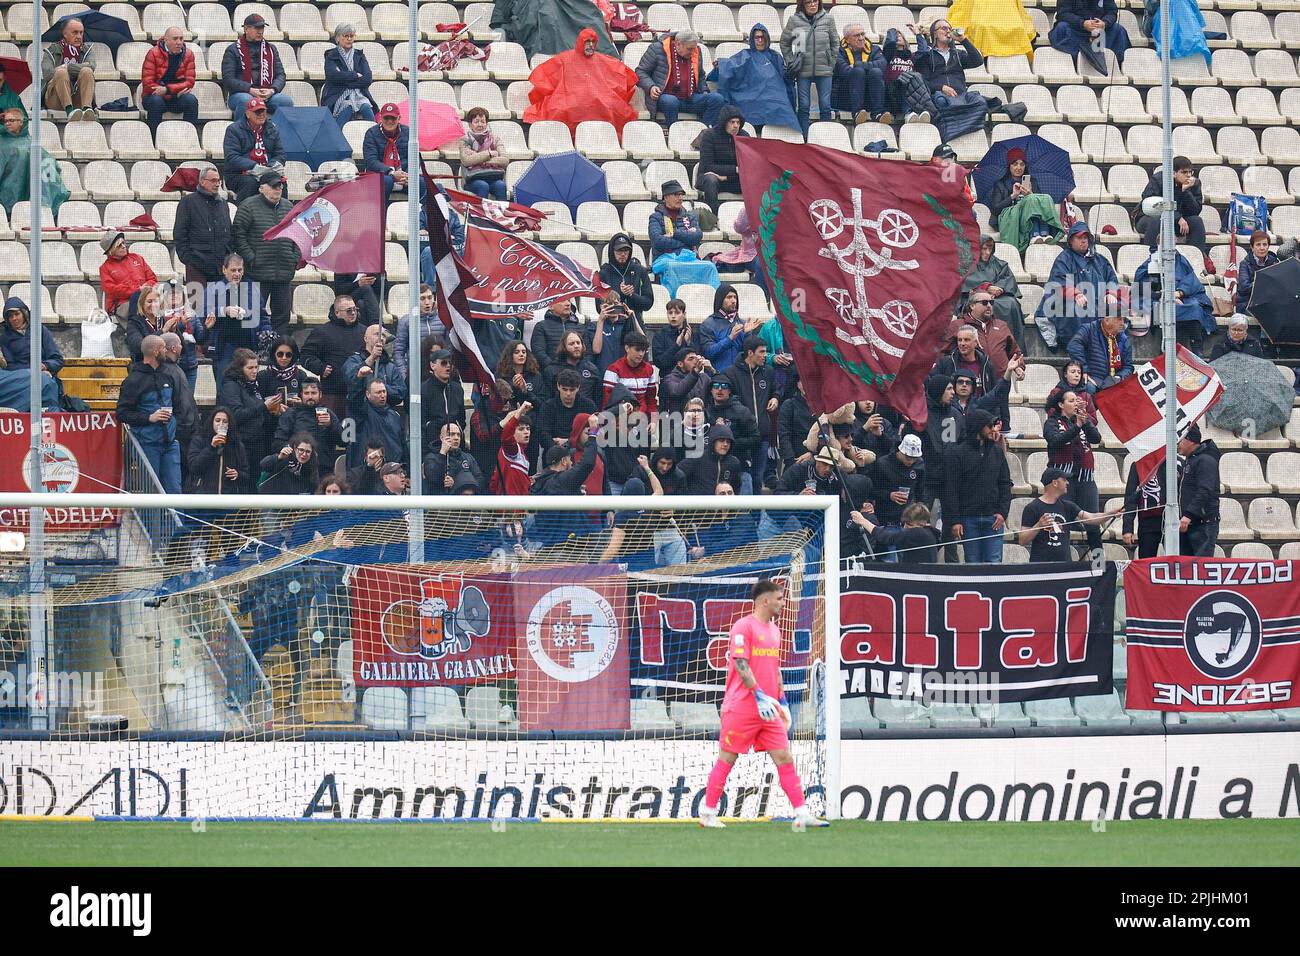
257, 336, 304, 408
982, 147, 1064, 252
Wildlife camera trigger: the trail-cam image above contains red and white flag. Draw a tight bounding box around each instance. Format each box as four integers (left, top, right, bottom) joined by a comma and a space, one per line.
442, 187, 545, 232
262, 173, 385, 273
1095, 344, 1224, 485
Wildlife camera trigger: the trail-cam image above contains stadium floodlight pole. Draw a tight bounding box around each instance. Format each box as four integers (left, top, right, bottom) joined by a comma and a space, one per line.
1159, 0, 1180, 556
26, 0, 47, 731
405, 0, 424, 561
823, 496, 841, 821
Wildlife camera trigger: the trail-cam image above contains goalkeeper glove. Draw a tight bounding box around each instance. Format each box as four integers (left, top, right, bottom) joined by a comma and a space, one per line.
754, 689, 780, 721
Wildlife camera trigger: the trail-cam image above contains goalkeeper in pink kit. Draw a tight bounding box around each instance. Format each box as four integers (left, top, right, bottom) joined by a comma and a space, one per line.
699, 579, 829, 828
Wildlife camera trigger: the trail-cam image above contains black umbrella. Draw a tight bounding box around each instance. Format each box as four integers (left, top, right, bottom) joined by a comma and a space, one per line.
1246, 256, 1300, 345
42, 11, 134, 56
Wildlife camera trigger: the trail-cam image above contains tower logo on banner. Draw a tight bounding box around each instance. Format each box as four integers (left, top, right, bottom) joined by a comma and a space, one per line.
22, 440, 79, 493
811, 190, 920, 361
295, 198, 342, 258
1184, 591, 1262, 680
525, 587, 620, 683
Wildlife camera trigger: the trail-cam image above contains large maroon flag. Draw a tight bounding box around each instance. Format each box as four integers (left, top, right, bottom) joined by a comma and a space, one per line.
262, 172, 384, 273
736, 139, 979, 425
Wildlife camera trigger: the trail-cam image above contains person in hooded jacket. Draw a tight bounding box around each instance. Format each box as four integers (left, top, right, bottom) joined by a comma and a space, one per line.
536, 367, 596, 450
0, 296, 62, 410
700, 284, 758, 373
1178, 423, 1221, 556
920, 374, 961, 560
219, 346, 280, 469
942, 408, 1012, 563
258, 432, 321, 495
300, 294, 368, 417
681, 423, 744, 495
187, 407, 250, 494
781, 0, 840, 136
711, 25, 799, 130
421, 346, 465, 442
696, 106, 749, 214
1035, 221, 1122, 349
544, 330, 602, 407
424, 421, 483, 494
599, 383, 643, 494
777, 377, 815, 469
704, 376, 760, 488
722, 335, 778, 493
598, 233, 655, 327
1122, 457, 1165, 558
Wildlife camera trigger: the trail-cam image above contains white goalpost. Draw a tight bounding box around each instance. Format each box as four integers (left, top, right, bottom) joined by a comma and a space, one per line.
0, 493, 840, 822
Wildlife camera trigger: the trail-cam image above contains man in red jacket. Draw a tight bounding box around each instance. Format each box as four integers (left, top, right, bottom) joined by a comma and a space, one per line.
141, 26, 198, 134
602, 331, 659, 415
98, 232, 158, 318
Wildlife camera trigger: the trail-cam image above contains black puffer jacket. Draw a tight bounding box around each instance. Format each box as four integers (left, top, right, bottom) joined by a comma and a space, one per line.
598, 234, 654, 325
219, 373, 273, 465
721, 354, 777, 441
231, 191, 298, 282
174, 187, 233, 279
529, 306, 585, 374
697, 105, 748, 183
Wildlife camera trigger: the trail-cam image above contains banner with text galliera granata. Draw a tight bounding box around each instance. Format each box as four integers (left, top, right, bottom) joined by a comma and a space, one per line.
0, 413, 122, 530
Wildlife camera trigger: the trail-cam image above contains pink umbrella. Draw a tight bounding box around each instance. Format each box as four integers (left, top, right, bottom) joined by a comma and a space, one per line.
394, 99, 464, 152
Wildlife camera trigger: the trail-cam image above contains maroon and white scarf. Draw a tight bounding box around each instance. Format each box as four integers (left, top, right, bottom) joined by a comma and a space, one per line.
60, 41, 85, 65
381, 128, 402, 168
237, 35, 274, 86
249, 127, 268, 165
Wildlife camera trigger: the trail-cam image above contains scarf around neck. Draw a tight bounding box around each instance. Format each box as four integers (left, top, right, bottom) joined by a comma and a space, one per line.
382, 127, 402, 168
238, 36, 273, 86
60, 41, 85, 65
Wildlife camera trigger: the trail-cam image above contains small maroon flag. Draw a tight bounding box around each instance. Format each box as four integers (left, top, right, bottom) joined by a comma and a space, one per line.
736, 139, 980, 426
160, 167, 200, 192
262, 173, 385, 273
443, 187, 545, 232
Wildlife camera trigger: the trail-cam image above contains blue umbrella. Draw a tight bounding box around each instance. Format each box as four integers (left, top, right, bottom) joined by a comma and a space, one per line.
972, 134, 1075, 205
43, 11, 134, 55
513, 150, 607, 218
270, 107, 352, 170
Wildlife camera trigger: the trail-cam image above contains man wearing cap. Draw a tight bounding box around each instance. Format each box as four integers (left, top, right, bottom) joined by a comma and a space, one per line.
174, 165, 233, 287
0, 297, 61, 411
424, 422, 482, 495
379, 461, 409, 495
421, 346, 464, 442
868, 433, 925, 560
1177, 424, 1221, 557
97, 232, 158, 318
599, 233, 654, 330
531, 439, 601, 497
41, 18, 100, 121
1019, 466, 1120, 562
222, 14, 294, 116
363, 104, 411, 201
231, 172, 296, 335
777, 445, 849, 498
704, 375, 760, 494
942, 407, 1011, 563
648, 180, 704, 267
223, 98, 287, 203
636, 30, 724, 127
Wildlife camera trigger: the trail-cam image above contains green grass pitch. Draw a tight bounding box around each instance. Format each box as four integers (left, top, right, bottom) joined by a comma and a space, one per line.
3, 819, 1298, 866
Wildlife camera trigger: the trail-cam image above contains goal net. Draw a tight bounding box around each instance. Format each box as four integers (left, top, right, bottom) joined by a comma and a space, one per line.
0, 494, 839, 822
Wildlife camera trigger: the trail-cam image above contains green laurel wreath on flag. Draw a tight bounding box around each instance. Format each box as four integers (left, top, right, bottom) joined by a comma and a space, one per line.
923, 193, 975, 276
758, 171, 895, 389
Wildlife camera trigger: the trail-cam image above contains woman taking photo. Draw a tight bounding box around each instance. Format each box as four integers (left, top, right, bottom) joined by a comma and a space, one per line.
219, 346, 282, 468
258, 433, 321, 495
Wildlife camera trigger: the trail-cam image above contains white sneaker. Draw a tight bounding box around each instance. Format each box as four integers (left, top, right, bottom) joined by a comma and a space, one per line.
698, 807, 726, 829
793, 806, 830, 828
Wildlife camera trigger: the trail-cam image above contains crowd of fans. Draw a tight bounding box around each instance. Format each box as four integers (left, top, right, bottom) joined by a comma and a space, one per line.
7, 8, 1284, 567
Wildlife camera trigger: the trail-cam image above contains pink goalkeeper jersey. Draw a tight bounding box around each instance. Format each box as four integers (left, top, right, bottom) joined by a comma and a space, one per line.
721, 614, 783, 717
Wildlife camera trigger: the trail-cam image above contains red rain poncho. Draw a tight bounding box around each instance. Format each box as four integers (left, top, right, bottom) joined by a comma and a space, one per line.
523, 27, 638, 134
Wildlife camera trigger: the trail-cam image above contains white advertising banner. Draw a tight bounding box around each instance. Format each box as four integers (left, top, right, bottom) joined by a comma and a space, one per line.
1, 734, 1297, 821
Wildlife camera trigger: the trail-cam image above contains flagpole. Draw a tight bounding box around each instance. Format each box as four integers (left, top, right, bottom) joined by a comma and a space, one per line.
1159, 0, 1180, 556
406, 0, 424, 562
27, 0, 48, 730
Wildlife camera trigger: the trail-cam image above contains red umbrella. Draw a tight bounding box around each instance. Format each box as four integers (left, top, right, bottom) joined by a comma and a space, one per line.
394, 99, 464, 152
0, 57, 32, 95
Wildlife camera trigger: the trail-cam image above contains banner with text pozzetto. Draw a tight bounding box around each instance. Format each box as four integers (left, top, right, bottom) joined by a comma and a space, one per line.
0, 412, 122, 531
628, 571, 815, 701
351, 565, 517, 688
1125, 557, 1300, 712
514, 564, 630, 731
840, 563, 1115, 702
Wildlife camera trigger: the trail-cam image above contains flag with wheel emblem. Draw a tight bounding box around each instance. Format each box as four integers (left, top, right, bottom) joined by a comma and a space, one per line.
736, 139, 980, 425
